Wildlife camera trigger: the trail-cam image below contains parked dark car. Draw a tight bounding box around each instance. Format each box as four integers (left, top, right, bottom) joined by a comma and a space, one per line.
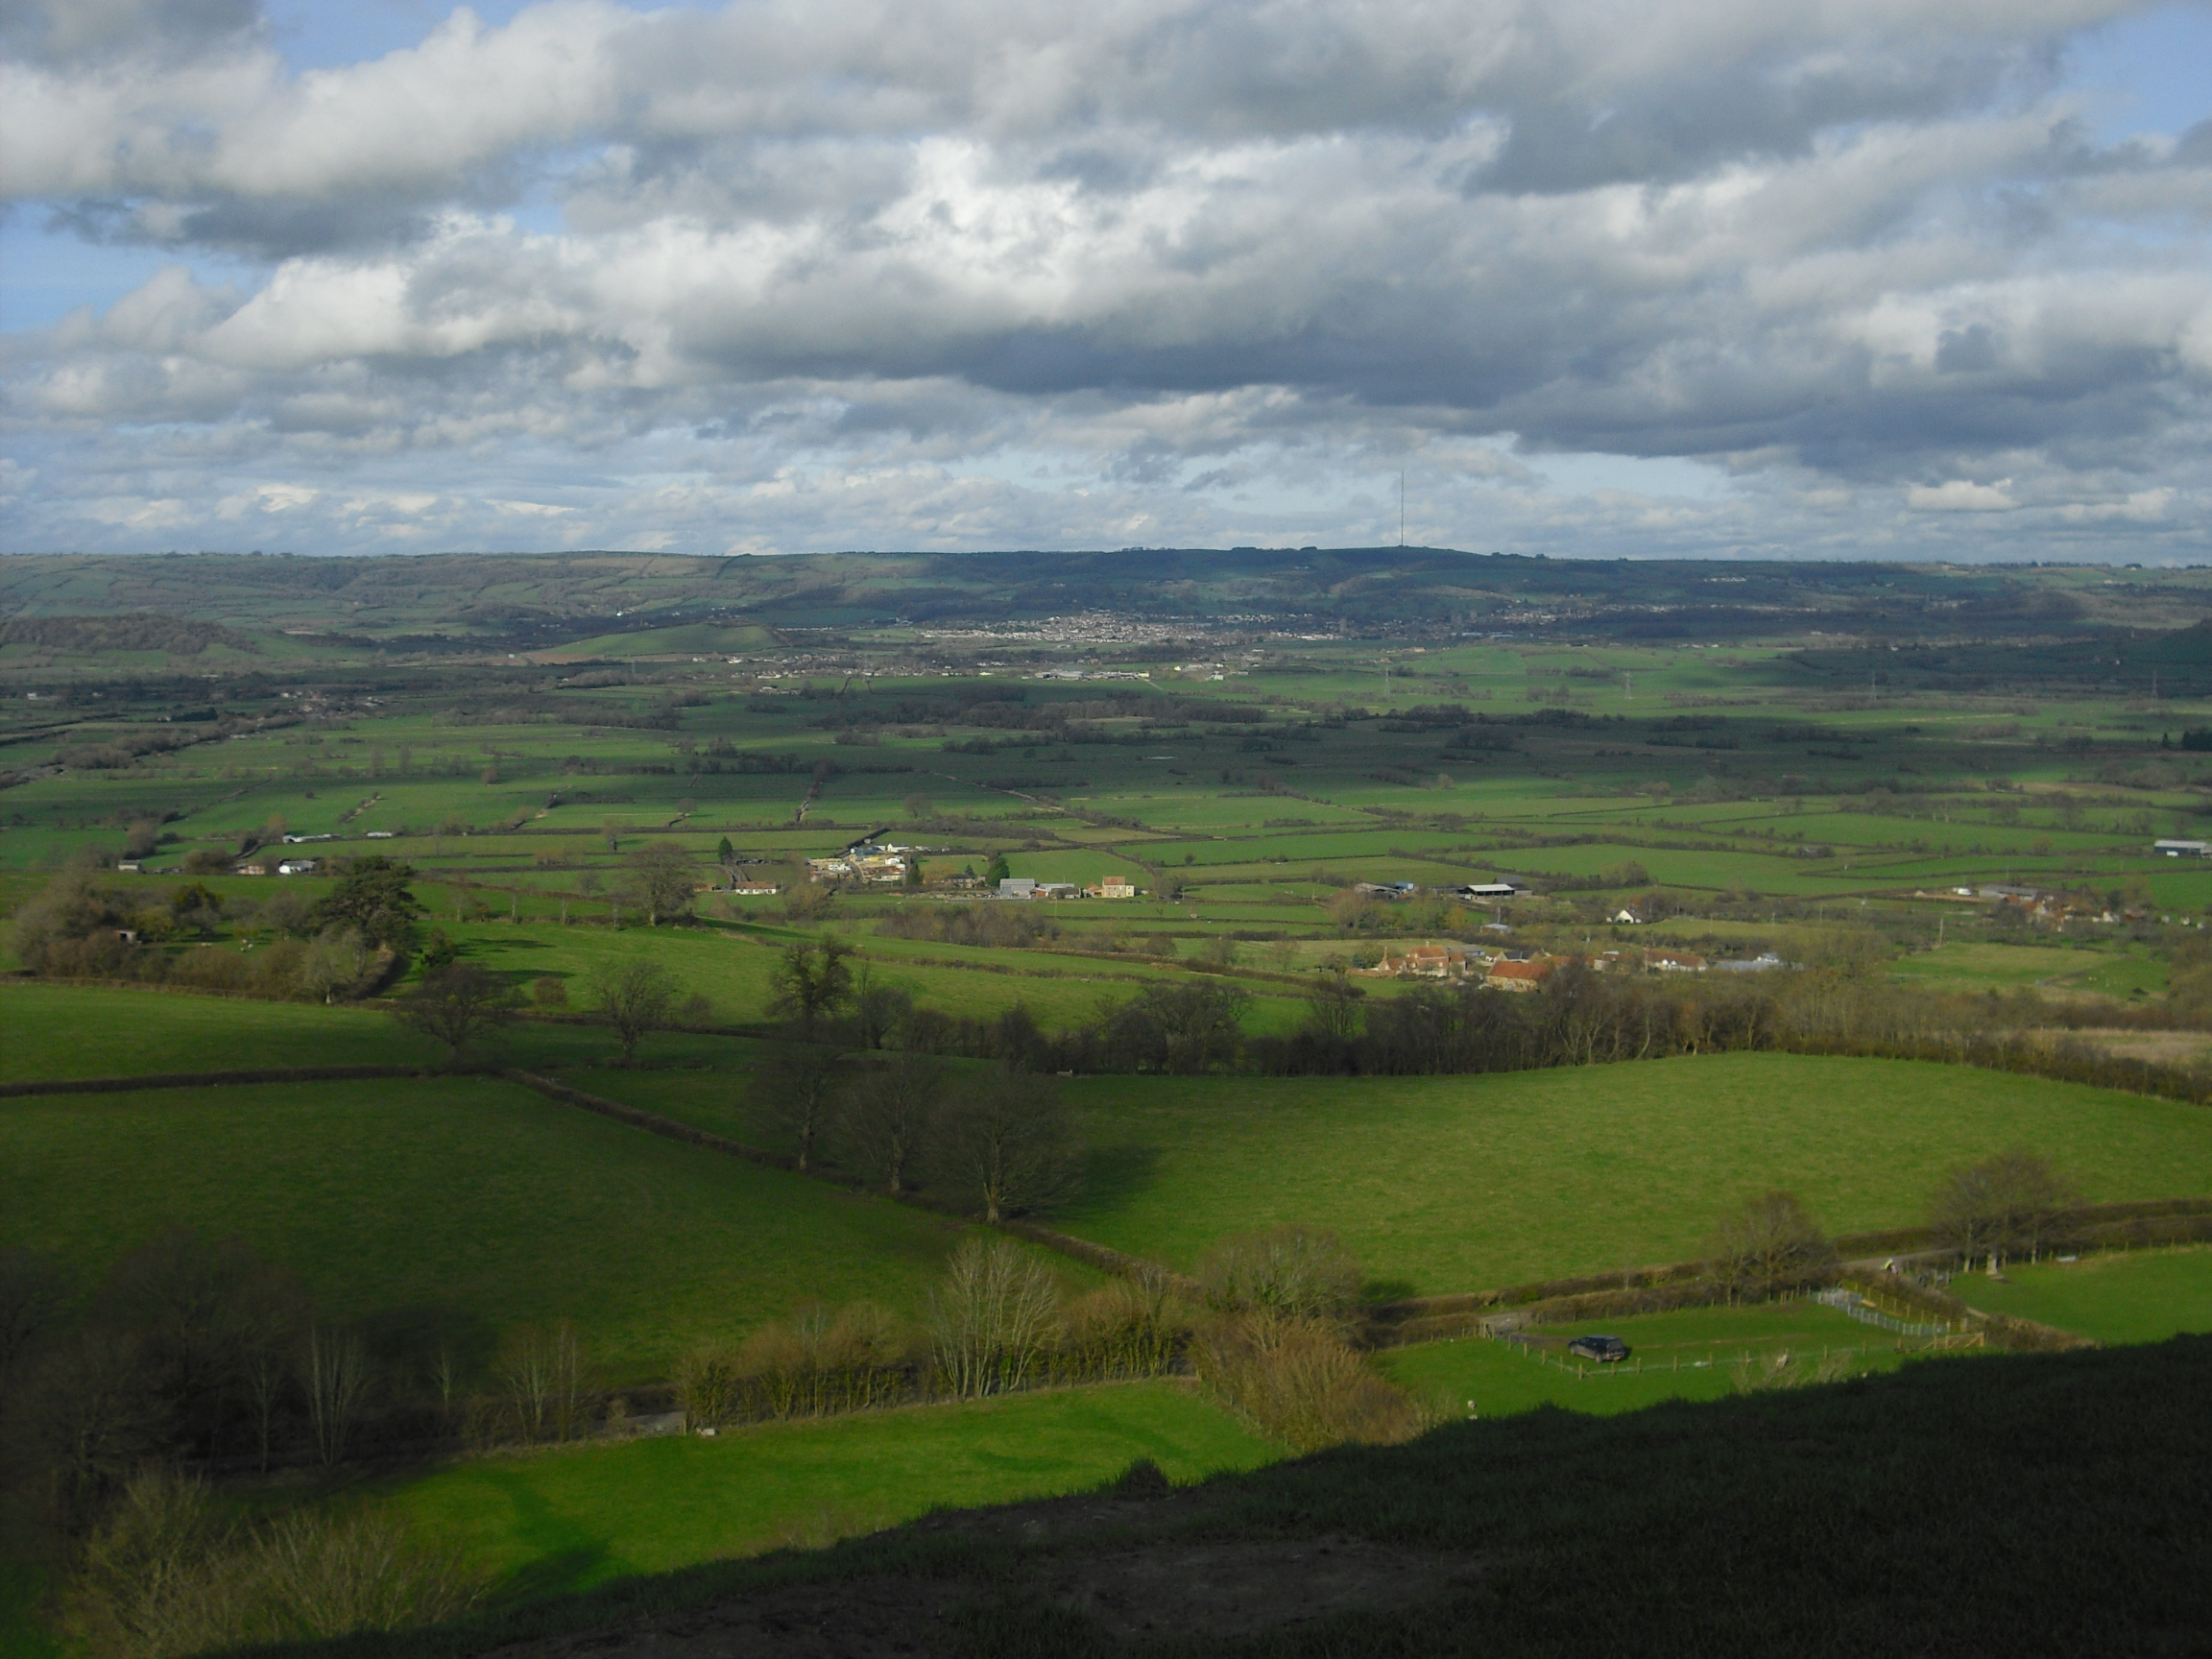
1567, 1334, 1630, 1363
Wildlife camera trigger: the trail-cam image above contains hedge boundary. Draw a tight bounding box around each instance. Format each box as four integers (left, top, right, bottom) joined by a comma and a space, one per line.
501, 1070, 1203, 1297
0, 1064, 483, 1098
1359, 1198, 2212, 1349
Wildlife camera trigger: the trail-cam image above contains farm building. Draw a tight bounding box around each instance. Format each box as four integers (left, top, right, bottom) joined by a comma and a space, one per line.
1485, 957, 1556, 992
2153, 839, 2209, 857
1358, 943, 1480, 979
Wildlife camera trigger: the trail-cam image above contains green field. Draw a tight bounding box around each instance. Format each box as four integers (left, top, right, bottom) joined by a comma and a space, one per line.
1051, 1054, 2212, 1293
1946, 1247, 2212, 1345
379, 1381, 1275, 1599
0, 982, 443, 1079
0, 1076, 1004, 1382
1381, 1300, 1923, 1419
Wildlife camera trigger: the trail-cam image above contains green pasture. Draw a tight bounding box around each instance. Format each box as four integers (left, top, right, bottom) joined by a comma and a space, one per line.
0, 1076, 997, 1382
377, 1382, 1275, 1600
1381, 1300, 1921, 1420
1054, 1054, 2212, 1294
1947, 1247, 2212, 1345
1887, 943, 2168, 999
0, 982, 443, 1079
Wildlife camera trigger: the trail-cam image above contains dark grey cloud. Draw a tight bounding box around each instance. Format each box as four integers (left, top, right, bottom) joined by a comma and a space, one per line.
0, 0, 261, 66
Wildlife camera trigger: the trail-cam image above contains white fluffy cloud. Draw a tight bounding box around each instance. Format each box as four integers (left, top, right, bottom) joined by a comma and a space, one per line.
2, 0, 2207, 557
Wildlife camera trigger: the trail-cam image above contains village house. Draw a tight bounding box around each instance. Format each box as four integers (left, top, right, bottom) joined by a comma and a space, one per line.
1647, 950, 1707, 973
1484, 956, 1555, 993
1357, 942, 1480, 979
1087, 876, 1139, 899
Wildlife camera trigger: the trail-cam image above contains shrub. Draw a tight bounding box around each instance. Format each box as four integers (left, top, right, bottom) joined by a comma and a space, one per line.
738, 1304, 911, 1418
1728, 1349, 1861, 1394
64, 1469, 483, 1659
1053, 1274, 1188, 1382
1191, 1312, 1426, 1454
1197, 1226, 1362, 1324
673, 1344, 743, 1431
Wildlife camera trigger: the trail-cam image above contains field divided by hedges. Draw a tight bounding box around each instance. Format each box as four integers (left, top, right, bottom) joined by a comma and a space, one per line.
0, 1075, 1000, 1382
1050, 1052, 2212, 1294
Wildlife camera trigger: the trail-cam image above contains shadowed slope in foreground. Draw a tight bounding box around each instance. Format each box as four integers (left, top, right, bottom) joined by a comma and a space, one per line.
255, 1336, 2208, 1659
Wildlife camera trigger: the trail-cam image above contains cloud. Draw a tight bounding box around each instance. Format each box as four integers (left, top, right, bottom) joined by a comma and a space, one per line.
1, 0, 2207, 558
1907, 479, 2018, 511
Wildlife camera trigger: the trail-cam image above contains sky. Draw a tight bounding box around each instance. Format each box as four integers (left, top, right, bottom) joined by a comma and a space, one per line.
2, 0, 2209, 562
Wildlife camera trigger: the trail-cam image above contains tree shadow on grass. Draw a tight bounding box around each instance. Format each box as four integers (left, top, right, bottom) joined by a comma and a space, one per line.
359, 1304, 500, 1383
495, 1547, 617, 1607
1074, 1143, 1162, 1214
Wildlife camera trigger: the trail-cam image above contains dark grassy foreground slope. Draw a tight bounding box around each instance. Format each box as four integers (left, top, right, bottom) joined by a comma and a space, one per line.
258, 1337, 2209, 1659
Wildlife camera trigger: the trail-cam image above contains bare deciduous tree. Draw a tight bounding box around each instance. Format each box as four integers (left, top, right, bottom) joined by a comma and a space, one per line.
299, 1327, 370, 1467
756, 1043, 847, 1170
1931, 1150, 2078, 1271
393, 963, 517, 1064
766, 938, 854, 1038
929, 1239, 1059, 1399
840, 1047, 943, 1194
935, 1068, 1078, 1224
589, 957, 680, 1066
1712, 1191, 1836, 1303
1301, 972, 1364, 1043
626, 841, 697, 926
500, 1322, 589, 1443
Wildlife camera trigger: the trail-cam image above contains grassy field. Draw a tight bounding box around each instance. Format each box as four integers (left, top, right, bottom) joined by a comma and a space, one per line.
0, 1076, 1007, 1382
1380, 1300, 1923, 1419
0, 981, 757, 1079
1946, 1247, 2212, 1345
1051, 1054, 2212, 1293
377, 1381, 1276, 1601
0, 982, 443, 1079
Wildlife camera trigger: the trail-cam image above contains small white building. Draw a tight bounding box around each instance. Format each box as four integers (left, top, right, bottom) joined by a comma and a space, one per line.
276, 858, 319, 876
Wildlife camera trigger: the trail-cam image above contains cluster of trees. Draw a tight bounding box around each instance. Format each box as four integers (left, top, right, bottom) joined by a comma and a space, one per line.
876, 905, 1060, 950
1, 1232, 622, 1657
9, 859, 421, 1003
1238, 962, 2212, 1096
758, 1040, 1077, 1221
1704, 1150, 2081, 1304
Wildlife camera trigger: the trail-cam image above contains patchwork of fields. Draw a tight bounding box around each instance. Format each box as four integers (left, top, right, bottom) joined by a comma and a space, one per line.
4, 552, 2210, 1653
